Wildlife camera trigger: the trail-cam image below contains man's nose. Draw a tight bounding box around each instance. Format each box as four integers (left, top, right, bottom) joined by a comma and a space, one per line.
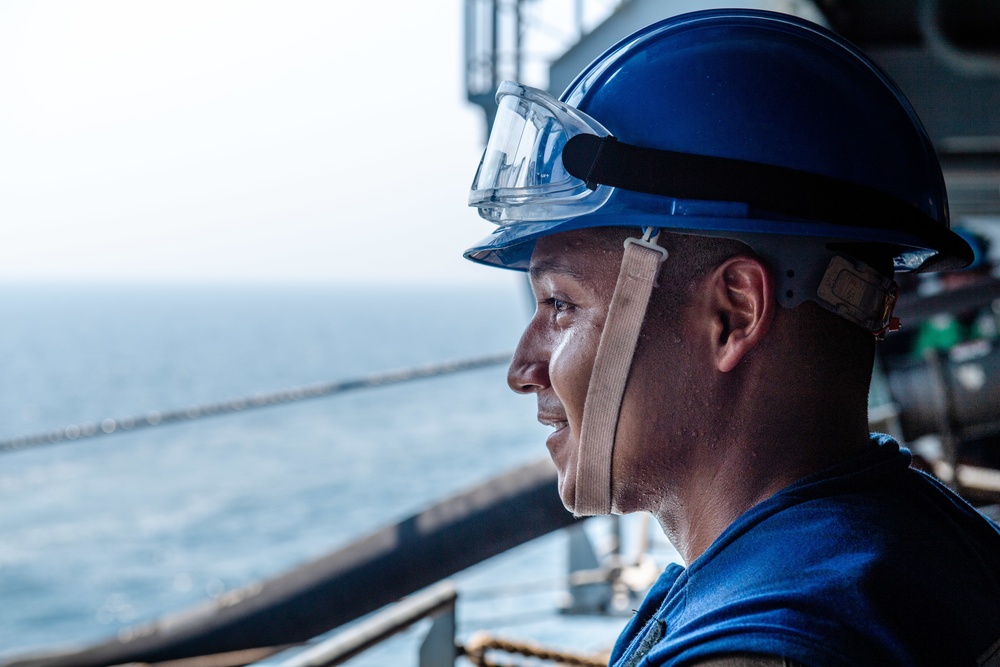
507, 328, 550, 394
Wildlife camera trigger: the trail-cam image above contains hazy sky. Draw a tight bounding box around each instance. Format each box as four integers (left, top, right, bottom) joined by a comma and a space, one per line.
0, 1, 515, 286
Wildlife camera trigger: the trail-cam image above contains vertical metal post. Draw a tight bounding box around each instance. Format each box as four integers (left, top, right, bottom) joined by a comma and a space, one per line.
513, 0, 522, 83
561, 522, 611, 614
490, 0, 499, 88
926, 348, 961, 490
608, 515, 621, 558
418, 603, 457, 667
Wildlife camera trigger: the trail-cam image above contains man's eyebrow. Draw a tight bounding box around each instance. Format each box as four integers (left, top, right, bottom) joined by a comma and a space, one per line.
528, 259, 584, 280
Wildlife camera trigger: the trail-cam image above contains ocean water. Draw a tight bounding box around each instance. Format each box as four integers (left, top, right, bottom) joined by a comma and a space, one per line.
0, 284, 663, 663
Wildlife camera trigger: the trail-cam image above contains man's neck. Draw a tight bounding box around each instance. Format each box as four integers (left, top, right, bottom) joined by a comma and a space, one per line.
655, 417, 872, 565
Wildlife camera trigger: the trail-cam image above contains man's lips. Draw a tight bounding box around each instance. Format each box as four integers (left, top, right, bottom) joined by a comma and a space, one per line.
537, 395, 569, 429
537, 413, 569, 431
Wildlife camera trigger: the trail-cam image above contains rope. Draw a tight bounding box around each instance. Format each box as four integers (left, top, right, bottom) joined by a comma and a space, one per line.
0, 353, 511, 454
462, 632, 610, 667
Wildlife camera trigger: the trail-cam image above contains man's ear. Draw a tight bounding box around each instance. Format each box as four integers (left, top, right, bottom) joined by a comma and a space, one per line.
705, 256, 775, 373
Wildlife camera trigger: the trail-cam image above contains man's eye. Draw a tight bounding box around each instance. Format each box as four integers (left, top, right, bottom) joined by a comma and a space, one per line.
544, 298, 571, 313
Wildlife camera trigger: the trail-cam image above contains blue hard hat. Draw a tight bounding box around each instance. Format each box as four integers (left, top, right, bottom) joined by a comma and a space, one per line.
465, 9, 973, 275
954, 228, 992, 271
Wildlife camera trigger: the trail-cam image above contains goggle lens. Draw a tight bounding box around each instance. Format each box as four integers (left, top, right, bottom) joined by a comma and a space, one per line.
469, 82, 613, 224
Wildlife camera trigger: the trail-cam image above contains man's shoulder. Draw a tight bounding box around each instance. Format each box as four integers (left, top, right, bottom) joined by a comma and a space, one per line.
696, 460, 1000, 622
614, 454, 1000, 666
686, 656, 808, 667
715, 440, 1000, 573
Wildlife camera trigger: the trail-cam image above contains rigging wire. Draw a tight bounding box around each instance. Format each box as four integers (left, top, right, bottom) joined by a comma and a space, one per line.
459, 608, 573, 632
0, 352, 512, 454
458, 576, 569, 601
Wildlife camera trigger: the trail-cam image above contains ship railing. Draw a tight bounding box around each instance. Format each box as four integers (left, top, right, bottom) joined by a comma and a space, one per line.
273, 581, 458, 667
269, 577, 613, 667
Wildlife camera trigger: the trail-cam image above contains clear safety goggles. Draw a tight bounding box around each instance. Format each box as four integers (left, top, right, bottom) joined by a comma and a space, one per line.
469, 81, 614, 224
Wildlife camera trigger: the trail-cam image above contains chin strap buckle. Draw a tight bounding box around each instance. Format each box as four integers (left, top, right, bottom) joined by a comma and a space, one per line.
816, 255, 900, 338
622, 227, 670, 263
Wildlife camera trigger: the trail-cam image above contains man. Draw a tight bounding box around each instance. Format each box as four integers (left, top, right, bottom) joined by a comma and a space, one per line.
464, 9, 1000, 667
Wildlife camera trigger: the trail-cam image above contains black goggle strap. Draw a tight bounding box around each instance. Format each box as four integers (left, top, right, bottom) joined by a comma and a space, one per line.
562, 134, 971, 271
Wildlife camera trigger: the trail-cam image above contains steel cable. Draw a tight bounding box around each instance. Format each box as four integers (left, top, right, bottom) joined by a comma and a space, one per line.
0, 352, 512, 454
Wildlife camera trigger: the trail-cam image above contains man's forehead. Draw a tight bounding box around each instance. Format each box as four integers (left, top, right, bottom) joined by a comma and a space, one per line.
528, 257, 586, 280
528, 229, 626, 280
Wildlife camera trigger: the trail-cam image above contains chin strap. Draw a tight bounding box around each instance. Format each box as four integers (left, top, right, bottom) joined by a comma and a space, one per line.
573, 229, 667, 516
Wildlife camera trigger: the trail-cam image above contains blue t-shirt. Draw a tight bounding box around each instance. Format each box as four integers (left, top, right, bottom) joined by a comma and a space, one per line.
609, 435, 1000, 667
